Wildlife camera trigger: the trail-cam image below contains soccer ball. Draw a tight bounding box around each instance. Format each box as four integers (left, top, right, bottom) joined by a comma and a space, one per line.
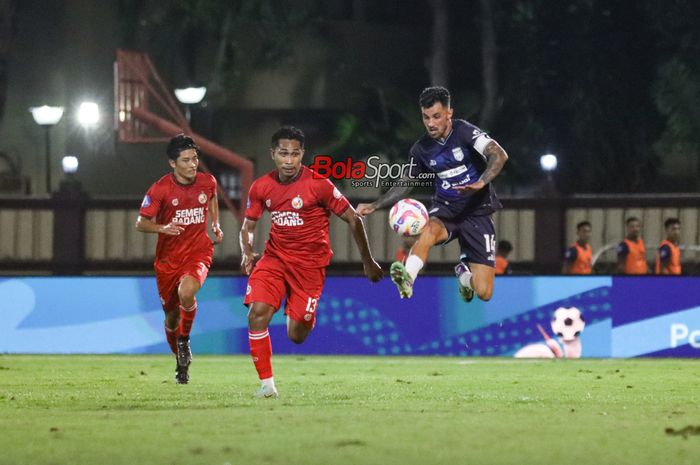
550, 307, 585, 342
388, 199, 429, 236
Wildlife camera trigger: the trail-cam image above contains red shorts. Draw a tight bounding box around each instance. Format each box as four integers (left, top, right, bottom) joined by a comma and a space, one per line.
154, 259, 210, 312
244, 254, 325, 329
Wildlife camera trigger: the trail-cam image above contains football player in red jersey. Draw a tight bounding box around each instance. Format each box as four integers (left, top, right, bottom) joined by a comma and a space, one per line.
136, 134, 223, 384
240, 126, 383, 398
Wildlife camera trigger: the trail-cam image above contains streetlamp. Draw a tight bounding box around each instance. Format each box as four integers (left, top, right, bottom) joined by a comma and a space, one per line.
539, 153, 558, 195
77, 101, 99, 127
174, 86, 207, 123
29, 105, 64, 194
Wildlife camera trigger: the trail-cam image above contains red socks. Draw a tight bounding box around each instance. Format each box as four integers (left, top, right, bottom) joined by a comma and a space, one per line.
178, 301, 197, 337
165, 324, 179, 354
248, 329, 273, 379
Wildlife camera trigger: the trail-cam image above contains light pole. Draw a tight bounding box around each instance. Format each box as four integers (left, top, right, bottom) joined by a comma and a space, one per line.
539, 153, 558, 195
174, 86, 207, 123
29, 105, 64, 194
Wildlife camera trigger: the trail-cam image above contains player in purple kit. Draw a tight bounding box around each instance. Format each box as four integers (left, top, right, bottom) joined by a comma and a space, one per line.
357, 86, 508, 302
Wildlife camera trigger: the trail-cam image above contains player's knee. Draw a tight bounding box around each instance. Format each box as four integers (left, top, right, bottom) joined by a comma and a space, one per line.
474, 284, 493, 301
288, 332, 307, 345
248, 304, 273, 326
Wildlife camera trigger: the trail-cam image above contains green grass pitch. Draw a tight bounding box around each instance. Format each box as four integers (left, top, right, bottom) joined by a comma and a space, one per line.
1, 355, 698, 465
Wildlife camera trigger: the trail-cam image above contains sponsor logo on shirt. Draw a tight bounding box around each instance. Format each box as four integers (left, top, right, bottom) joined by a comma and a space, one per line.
291, 195, 303, 209
171, 198, 179, 206
198, 192, 207, 204
246, 285, 251, 295
172, 207, 206, 225
332, 187, 342, 199
246, 198, 251, 209
271, 211, 304, 227
429, 159, 437, 166
472, 129, 485, 140
451, 147, 465, 161
141, 195, 151, 208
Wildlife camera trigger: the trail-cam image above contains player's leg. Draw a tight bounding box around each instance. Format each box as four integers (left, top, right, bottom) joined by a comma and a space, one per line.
455, 215, 497, 302
466, 263, 495, 301
284, 267, 324, 344
164, 308, 179, 355
173, 262, 209, 384
244, 255, 285, 398
391, 217, 449, 298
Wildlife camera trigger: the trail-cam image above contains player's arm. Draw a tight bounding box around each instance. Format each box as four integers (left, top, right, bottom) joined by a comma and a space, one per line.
658, 245, 671, 275
561, 247, 576, 275
338, 206, 383, 282
239, 218, 259, 275
135, 216, 184, 236
616, 243, 628, 274
453, 140, 508, 193
356, 183, 414, 217
209, 193, 223, 244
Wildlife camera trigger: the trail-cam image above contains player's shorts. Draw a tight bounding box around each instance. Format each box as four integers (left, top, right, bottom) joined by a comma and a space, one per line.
154, 258, 210, 312
244, 253, 325, 329
428, 202, 496, 267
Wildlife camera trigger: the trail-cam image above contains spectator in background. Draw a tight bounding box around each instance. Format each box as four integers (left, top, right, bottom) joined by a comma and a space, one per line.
562, 221, 592, 275
495, 240, 513, 275
656, 218, 682, 275
616, 217, 648, 274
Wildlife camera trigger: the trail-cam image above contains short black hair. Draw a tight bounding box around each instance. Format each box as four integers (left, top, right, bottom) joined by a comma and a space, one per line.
577, 221, 591, 230
419, 86, 450, 108
626, 217, 640, 225
166, 134, 199, 160
271, 126, 305, 148
664, 218, 681, 229
497, 240, 513, 253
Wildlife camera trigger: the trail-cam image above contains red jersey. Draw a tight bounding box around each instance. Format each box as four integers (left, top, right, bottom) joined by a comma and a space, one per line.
139, 172, 217, 266
246, 166, 350, 269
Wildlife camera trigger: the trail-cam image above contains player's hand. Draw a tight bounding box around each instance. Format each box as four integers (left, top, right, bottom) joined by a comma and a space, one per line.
211, 223, 224, 244
240, 252, 259, 275
355, 203, 376, 217
363, 259, 383, 282
159, 222, 185, 236
452, 180, 486, 193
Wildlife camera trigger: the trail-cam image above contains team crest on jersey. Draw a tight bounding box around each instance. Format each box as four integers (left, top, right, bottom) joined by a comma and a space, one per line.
265, 199, 271, 208
141, 195, 151, 208
198, 192, 207, 204
291, 195, 303, 209
333, 187, 342, 199
171, 198, 179, 206
452, 147, 465, 161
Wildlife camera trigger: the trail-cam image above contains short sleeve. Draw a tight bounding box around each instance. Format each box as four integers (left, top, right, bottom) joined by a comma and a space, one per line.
245, 180, 265, 220
564, 246, 578, 263
208, 174, 218, 199
460, 121, 493, 156
316, 178, 350, 216
616, 242, 629, 258
139, 183, 163, 218
658, 244, 671, 264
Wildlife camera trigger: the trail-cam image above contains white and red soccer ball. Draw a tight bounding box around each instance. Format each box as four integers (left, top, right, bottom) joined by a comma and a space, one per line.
389, 199, 429, 236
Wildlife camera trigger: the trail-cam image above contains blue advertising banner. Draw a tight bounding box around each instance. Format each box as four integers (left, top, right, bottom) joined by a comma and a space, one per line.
1, 276, 697, 357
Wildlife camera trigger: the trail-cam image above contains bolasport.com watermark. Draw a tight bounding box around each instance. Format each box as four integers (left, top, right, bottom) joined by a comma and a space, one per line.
309, 155, 435, 188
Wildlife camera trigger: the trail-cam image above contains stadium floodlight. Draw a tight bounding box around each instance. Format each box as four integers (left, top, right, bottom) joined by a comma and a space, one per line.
77, 101, 100, 127
62, 156, 79, 174
540, 154, 558, 172
30, 105, 64, 193
174, 86, 207, 105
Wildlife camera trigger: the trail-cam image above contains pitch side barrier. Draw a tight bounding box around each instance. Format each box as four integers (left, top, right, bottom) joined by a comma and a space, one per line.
2, 276, 698, 357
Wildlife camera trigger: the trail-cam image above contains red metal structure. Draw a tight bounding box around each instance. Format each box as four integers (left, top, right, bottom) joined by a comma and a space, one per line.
114, 49, 253, 220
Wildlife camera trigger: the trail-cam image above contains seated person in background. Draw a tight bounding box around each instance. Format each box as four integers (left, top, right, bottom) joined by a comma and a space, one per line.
562, 221, 592, 275
495, 240, 513, 275
616, 217, 648, 274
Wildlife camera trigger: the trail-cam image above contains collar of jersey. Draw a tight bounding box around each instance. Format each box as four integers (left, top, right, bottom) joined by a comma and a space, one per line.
171, 173, 197, 187
276, 167, 304, 185
432, 127, 454, 146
